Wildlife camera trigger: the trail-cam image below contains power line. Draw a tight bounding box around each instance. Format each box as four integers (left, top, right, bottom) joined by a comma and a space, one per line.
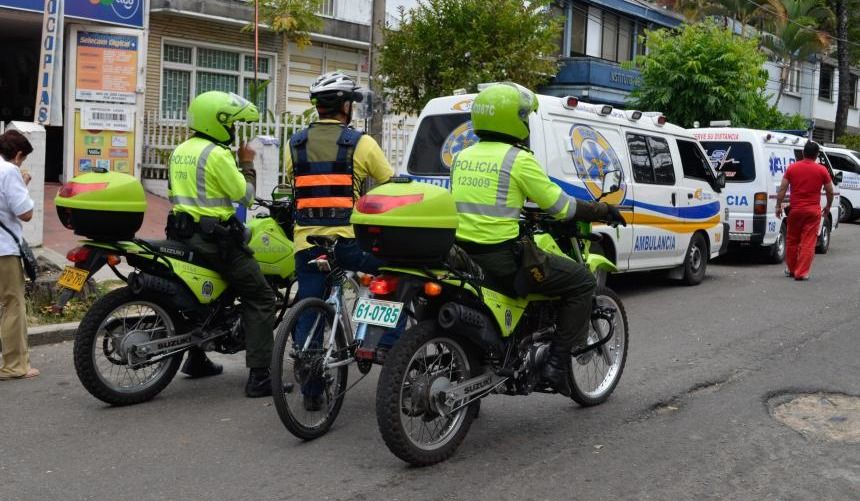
739, 0, 860, 50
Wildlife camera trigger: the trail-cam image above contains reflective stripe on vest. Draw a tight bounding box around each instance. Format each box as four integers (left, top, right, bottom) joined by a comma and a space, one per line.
454, 145, 521, 218
168, 142, 234, 208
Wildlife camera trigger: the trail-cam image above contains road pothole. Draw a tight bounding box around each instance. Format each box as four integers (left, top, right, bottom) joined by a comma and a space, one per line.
770, 392, 860, 444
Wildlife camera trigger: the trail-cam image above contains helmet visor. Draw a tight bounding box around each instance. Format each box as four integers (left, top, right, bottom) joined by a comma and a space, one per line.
226, 92, 260, 123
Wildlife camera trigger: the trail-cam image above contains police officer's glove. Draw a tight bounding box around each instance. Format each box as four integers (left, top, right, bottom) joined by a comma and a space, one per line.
606, 204, 626, 227
573, 201, 626, 227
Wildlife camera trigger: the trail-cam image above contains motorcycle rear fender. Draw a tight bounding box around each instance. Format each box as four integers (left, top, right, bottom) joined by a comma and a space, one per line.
586, 253, 618, 274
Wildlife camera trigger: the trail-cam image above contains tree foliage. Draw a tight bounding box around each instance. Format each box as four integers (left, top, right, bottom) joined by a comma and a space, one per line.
379, 0, 563, 114
628, 21, 805, 129
247, 0, 323, 48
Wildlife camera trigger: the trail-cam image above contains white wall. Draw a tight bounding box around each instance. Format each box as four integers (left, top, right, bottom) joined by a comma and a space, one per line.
334, 0, 371, 25
9, 122, 45, 247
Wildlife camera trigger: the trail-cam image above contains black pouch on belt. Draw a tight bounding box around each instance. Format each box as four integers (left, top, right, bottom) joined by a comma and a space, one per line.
513, 235, 548, 296
166, 212, 195, 239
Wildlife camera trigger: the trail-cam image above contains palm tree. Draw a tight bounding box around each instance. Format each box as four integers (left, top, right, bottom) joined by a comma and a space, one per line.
761, 0, 833, 104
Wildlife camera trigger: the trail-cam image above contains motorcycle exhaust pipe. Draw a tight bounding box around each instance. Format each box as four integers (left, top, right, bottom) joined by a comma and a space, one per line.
438, 302, 503, 356
128, 272, 202, 313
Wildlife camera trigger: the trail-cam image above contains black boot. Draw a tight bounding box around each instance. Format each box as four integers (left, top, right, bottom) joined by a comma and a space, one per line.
541, 350, 572, 397
245, 368, 272, 398
181, 349, 223, 379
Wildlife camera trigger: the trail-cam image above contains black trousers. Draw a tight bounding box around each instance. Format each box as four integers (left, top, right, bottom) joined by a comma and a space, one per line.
467, 247, 596, 352
182, 233, 277, 368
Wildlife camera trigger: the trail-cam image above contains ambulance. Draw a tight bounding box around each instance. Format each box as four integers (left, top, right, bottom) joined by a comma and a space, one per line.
821, 145, 860, 222
399, 91, 728, 285
691, 128, 840, 262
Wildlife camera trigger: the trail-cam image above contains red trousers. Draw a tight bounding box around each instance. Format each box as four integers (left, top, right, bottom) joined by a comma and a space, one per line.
785, 208, 821, 279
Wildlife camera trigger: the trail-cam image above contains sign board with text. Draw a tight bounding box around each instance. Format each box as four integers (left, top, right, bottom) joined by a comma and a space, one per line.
75, 31, 138, 104
73, 110, 135, 176
0, 0, 144, 28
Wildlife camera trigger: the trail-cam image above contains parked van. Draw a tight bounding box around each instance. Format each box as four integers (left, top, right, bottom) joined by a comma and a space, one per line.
691, 128, 840, 262
399, 92, 728, 285
821, 145, 860, 222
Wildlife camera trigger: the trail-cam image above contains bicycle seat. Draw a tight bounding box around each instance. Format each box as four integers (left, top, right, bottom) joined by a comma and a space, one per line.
307, 235, 338, 249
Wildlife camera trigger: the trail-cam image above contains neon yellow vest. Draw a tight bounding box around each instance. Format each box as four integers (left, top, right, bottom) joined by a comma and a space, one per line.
168, 137, 252, 222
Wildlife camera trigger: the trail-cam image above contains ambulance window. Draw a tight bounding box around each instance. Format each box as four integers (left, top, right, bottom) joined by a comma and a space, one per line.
677, 139, 712, 181
699, 141, 755, 182
829, 153, 860, 173
626, 134, 654, 183
647, 136, 676, 185
406, 113, 477, 175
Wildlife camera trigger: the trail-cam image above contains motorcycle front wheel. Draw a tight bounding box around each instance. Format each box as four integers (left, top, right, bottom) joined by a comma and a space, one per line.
73, 287, 183, 406
271, 298, 349, 440
569, 285, 629, 406
375, 321, 480, 466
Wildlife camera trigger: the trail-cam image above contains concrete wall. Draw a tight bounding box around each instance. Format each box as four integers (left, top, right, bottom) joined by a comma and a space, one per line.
10, 122, 45, 246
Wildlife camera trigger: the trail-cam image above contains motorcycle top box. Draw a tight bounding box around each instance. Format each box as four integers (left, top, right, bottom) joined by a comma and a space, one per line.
351, 179, 457, 264
55, 171, 146, 240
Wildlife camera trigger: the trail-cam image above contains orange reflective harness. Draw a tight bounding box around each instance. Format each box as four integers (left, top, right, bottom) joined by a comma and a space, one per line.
289, 124, 363, 226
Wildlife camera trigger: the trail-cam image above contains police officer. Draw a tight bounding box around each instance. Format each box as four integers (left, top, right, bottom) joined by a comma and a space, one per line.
285, 71, 393, 411
451, 83, 625, 396
167, 91, 277, 398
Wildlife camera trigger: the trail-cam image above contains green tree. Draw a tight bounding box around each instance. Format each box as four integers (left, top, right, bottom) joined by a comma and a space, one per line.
761, 0, 832, 105
379, 0, 563, 114
628, 21, 802, 129
249, 0, 323, 49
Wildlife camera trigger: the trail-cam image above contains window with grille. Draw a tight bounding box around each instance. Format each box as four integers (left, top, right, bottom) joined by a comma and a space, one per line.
318, 0, 335, 17
819, 65, 834, 101
786, 63, 802, 95
161, 42, 274, 120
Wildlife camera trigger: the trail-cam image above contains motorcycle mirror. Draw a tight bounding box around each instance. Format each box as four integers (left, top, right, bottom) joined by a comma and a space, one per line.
834, 171, 843, 185
716, 171, 726, 189
600, 168, 622, 196
272, 183, 293, 201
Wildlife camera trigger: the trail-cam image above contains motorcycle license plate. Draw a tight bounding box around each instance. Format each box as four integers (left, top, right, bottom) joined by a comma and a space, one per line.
57, 266, 89, 292
352, 298, 402, 328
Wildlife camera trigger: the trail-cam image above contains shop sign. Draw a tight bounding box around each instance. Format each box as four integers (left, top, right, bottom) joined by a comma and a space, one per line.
73, 110, 135, 176
75, 31, 138, 104
0, 0, 43, 12
65, 0, 144, 29
35, 0, 63, 125
81, 104, 134, 131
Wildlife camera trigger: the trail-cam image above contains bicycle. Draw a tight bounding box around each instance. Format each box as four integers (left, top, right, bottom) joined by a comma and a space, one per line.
271, 235, 372, 440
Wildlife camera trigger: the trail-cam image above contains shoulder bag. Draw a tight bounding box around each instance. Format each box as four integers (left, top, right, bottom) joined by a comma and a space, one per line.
0, 220, 38, 281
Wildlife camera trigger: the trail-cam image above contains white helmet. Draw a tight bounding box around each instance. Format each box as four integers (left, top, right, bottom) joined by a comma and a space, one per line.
309, 71, 363, 104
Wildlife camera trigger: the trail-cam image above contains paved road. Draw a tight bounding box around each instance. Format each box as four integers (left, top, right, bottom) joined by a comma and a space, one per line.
3, 225, 859, 501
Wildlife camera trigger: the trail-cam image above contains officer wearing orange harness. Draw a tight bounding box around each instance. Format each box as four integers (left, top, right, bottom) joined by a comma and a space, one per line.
285, 72, 393, 411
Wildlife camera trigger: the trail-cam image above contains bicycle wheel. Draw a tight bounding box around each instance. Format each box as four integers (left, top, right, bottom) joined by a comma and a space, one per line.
271, 298, 349, 440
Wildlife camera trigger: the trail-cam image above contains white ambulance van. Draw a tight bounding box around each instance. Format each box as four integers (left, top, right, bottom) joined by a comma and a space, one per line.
399, 93, 728, 285
821, 145, 859, 222
691, 128, 840, 262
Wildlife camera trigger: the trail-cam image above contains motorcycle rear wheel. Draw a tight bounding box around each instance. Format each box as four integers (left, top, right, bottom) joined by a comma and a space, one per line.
376, 321, 479, 466
73, 287, 183, 406
271, 298, 349, 440
569, 285, 629, 406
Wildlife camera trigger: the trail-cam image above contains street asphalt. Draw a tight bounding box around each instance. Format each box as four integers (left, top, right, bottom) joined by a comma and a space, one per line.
2, 224, 858, 501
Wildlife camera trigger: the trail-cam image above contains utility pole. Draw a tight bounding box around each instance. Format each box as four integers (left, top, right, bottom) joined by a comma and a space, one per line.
369, 0, 386, 143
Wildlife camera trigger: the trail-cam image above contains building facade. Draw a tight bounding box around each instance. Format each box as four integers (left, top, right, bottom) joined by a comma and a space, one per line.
765, 58, 860, 141
541, 0, 683, 105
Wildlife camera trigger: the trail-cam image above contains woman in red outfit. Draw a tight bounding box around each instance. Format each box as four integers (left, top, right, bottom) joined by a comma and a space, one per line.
775, 141, 834, 280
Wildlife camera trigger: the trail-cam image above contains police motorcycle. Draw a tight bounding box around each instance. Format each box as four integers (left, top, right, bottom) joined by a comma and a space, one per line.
53, 170, 297, 406
346, 171, 629, 466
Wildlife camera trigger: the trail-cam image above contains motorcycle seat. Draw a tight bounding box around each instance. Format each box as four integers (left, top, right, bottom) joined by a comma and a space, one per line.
142, 239, 212, 268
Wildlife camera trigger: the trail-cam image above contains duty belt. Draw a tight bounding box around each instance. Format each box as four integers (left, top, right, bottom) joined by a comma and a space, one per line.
455, 238, 518, 255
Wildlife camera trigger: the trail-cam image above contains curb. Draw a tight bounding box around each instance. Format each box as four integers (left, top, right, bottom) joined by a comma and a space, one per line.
28, 322, 79, 347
